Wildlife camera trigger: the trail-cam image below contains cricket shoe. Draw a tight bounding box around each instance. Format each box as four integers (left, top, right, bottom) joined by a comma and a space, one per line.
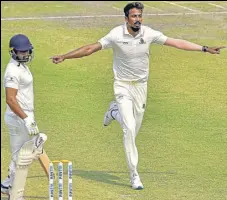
1, 183, 10, 195
103, 101, 118, 126
131, 174, 144, 190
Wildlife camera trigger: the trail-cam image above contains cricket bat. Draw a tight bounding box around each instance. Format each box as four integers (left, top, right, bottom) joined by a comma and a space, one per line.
38, 149, 55, 179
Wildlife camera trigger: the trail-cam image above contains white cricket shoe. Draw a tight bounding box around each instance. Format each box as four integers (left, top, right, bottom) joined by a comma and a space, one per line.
1, 183, 10, 195
103, 101, 118, 126
131, 175, 144, 190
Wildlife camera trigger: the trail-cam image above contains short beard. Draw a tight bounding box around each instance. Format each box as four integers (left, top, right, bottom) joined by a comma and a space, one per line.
131, 26, 140, 32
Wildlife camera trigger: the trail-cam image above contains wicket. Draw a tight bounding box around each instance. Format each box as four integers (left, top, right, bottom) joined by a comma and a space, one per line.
49, 160, 73, 200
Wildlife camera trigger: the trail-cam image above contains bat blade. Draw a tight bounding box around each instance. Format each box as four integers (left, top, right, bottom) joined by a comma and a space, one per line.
38, 149, 56, 179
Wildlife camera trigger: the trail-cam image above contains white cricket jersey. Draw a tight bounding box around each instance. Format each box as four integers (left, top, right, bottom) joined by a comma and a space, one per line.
3, 58, 34, 114
98, 23, 167, 82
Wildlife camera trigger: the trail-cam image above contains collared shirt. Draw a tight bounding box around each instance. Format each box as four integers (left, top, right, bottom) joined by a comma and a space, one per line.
98, 23, 167, 82
3, 58, 34, 114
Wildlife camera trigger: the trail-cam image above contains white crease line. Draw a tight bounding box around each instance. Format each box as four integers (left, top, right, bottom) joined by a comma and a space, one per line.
208, 3, 226, 9
174, 1, 217, 3
143, 4, 163, 12
163, 1, 199, 12
112, 6, 121, 11
1, 12, 227, 21
147, 11, 227, 16
1, 15, 122, 21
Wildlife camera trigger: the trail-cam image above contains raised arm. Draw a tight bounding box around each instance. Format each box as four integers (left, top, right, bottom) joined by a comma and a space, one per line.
164, 37, 226, 54
51, 42, 102, 64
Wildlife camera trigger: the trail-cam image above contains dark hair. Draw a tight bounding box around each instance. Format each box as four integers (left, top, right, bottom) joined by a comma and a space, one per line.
124, 2, 144, 17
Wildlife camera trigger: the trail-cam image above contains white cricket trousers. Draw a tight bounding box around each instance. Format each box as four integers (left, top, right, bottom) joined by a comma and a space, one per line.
114, 80, 147, 176
2, 111, 35, 187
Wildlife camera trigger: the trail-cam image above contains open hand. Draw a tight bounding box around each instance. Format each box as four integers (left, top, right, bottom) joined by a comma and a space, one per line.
207, 46, 226, 54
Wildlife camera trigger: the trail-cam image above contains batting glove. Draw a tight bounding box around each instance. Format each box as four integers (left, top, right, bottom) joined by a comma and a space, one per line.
23, 117, 39, 135
33, 133, 47, 159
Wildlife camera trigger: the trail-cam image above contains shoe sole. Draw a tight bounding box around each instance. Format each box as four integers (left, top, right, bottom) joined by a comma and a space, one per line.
134, 186, 143, 190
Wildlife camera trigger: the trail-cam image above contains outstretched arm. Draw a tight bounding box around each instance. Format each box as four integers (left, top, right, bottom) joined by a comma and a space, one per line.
51, 42, 102, 64
164, 38, 226, 54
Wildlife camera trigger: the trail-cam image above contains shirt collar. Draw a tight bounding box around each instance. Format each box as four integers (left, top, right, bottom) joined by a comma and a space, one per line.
10, 58, 19, 65
123, 22, 144, 37
10, 58, 27, 68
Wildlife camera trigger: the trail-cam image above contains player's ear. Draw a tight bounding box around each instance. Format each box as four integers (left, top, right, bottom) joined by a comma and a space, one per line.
125, 16, 129, 23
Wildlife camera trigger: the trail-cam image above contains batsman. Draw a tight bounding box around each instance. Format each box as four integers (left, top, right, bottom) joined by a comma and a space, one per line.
1, 34, 47, 200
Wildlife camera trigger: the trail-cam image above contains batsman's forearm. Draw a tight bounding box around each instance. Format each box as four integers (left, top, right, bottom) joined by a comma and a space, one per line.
174, 39, 203, 51
6, 98, 27, 119
62, 45, 93, 59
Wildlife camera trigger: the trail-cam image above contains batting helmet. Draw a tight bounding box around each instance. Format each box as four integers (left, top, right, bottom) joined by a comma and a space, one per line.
9, 34, 34, 63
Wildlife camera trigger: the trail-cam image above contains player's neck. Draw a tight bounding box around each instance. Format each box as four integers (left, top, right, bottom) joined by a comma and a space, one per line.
127, 25, 140, 37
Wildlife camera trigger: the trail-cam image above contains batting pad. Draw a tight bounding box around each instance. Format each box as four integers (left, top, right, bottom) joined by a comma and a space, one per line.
9, 140, 35, 200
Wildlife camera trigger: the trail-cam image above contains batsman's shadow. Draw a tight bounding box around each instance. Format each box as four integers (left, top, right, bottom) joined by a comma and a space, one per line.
1, 196, 47, 200
72, 169, 130, 188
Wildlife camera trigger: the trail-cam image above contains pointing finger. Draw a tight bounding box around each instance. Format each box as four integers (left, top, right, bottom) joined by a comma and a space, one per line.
216, 46, 227, 50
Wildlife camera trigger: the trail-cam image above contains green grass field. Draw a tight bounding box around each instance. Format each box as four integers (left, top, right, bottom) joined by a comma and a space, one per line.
1, 1, 227, 200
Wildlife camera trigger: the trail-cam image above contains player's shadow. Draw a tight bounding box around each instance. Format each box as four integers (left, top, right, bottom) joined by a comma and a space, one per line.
24, 196, 47, 199
27, 169, 130, 188
27, 169, 176, 189
71, 169, 177, 188
72, 169, 130, 187
1, 196, 47, 200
